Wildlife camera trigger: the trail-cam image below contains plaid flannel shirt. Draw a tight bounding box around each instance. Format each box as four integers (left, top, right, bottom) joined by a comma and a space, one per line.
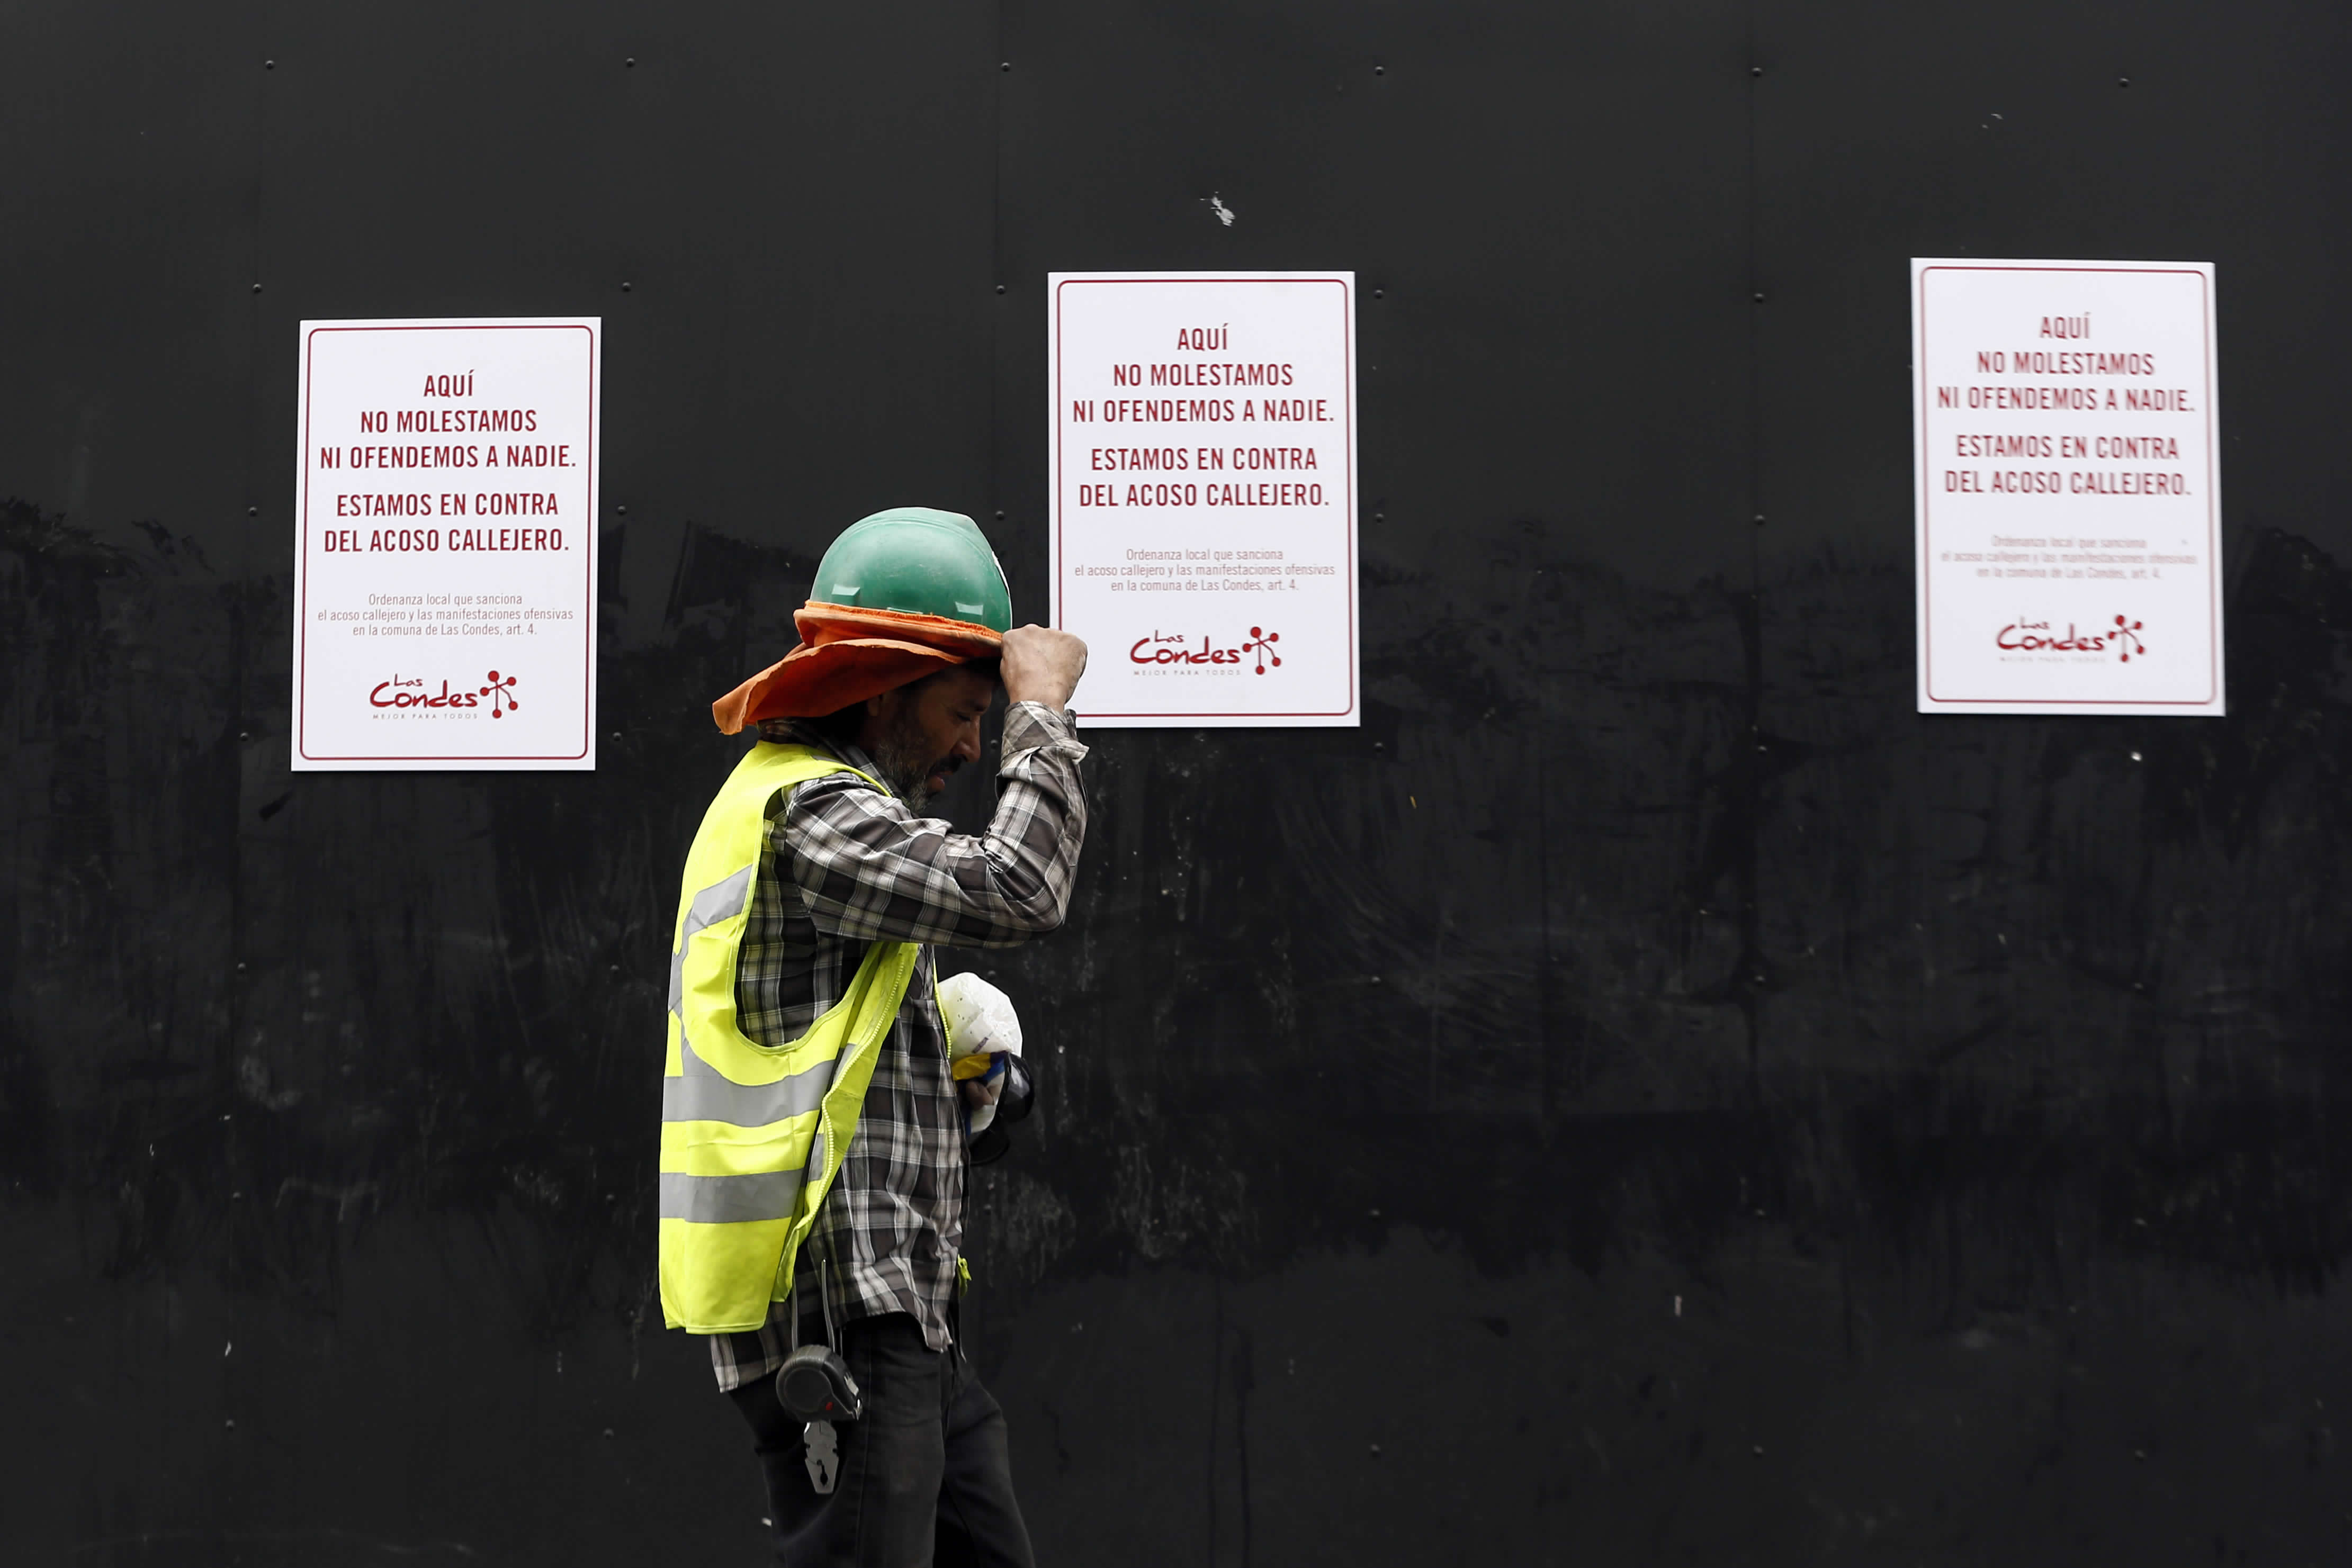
706, 700, 1088, 1390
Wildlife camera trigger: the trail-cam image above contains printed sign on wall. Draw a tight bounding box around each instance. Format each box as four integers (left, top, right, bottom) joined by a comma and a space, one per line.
1913, 260, 2222, 715
293, 318, 600, 769
1049, 272, 1358, 727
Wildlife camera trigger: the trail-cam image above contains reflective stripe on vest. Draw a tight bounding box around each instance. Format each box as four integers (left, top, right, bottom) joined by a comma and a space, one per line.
657, 743, 921, 1333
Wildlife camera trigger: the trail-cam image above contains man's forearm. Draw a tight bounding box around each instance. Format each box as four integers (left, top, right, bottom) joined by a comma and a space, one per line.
783, 707, 1088, 947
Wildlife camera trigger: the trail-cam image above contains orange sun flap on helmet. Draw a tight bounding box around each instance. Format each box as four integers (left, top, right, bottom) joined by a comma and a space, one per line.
710, 602, 1007, 734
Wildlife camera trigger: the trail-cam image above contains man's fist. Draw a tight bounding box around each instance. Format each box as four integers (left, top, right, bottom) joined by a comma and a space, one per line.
1000, 625, 1089, 711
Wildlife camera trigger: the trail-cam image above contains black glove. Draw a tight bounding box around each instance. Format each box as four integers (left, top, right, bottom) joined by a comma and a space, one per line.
967, 1054, 1034, 1166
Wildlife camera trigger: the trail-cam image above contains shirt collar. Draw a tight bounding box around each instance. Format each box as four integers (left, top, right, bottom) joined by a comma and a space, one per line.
756, 718, 896, 799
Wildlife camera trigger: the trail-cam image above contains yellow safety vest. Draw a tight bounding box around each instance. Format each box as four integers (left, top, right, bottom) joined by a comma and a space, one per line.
658, 742, 922, 1332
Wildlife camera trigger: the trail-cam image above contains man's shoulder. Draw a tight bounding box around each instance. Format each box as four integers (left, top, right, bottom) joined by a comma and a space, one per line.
768, 761, 895, 830
777, 761, 880, 799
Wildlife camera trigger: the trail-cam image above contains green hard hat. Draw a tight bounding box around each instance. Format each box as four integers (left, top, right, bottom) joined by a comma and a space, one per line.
809, 507, 1013, 632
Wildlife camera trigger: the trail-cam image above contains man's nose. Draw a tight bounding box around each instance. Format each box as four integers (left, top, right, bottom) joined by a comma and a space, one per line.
953, 721, 982, 763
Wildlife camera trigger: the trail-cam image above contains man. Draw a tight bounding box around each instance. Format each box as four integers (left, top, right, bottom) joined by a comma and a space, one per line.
659, 508, 1089, 1565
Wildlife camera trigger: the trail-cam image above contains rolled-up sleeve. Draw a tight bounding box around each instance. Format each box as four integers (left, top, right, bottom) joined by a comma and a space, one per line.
783, 702, 1089, 948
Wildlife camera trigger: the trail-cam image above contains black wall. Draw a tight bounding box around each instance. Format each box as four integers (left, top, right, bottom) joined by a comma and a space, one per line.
6, 3, 2351, 1563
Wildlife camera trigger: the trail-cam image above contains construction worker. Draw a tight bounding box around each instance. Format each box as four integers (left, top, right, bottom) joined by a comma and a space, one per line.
659, 508, 1089, 1565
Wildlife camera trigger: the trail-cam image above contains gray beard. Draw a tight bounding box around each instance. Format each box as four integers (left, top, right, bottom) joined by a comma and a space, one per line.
867, 717, 943, 808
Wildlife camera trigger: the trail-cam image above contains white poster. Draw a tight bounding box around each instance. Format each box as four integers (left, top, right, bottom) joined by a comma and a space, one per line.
293, 318, 600, 769
1049, 272, 1358, 726
1913, 260, 2222, 715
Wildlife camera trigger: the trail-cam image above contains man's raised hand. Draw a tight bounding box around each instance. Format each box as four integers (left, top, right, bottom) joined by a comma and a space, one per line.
1000, 626, 1089, 711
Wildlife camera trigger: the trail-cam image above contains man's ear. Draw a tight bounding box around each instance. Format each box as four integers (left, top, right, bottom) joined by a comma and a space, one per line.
853, 686, 905, 750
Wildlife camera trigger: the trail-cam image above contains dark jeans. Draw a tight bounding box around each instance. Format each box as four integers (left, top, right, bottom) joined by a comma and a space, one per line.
726, 1312, 1037, 1568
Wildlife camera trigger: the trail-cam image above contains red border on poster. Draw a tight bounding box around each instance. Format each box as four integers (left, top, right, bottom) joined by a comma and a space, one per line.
297, 323, 597, 761
1053, 276, 1357, 720
1918, 266, 2219, 707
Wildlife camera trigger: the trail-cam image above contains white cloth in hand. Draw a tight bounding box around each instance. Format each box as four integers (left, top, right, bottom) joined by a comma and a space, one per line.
939, 972, 1022, 1137
939, 971, 1024, 1060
